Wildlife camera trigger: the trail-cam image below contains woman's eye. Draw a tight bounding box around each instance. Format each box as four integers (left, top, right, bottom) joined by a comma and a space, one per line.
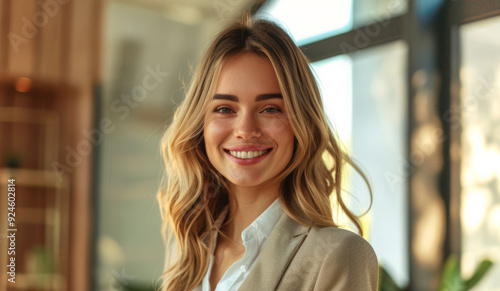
262, 106, 282, 113
214, 107, 234, 114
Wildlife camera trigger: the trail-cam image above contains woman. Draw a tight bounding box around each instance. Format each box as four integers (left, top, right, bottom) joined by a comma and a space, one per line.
158, 16, 378, 291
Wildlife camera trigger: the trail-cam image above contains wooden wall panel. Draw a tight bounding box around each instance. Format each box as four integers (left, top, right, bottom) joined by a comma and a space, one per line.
7, 0, 37, 76
0, 1, 5, 71
1, 0, 102, 290
36, 0, 65, 81
65, 0, 101, 290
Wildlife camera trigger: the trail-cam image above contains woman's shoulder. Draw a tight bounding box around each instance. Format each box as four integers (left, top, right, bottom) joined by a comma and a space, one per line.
306, 225, 378, 263
309, 225, 368, 241
281, 225, 379, 290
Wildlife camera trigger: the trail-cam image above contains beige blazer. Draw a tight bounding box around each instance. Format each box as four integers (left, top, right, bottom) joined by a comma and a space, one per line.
163, 210, 379, 291
237, 211, 379, 291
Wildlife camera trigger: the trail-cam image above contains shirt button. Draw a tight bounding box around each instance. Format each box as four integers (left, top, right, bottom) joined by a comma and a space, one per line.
240, 265, 247, 272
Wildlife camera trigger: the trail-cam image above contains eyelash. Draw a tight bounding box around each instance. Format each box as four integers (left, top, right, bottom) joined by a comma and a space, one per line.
214, 107, 234, 114
213, 105, 282, 114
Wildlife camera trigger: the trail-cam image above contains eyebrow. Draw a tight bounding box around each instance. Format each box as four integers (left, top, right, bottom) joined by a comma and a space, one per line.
213, 93, 283, 102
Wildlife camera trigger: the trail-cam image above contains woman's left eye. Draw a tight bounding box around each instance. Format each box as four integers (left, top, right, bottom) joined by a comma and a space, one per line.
214, 107, 234, 113
262, 106, 282, 113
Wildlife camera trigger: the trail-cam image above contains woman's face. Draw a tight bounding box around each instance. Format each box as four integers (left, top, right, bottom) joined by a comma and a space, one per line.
204, 53, 295, 189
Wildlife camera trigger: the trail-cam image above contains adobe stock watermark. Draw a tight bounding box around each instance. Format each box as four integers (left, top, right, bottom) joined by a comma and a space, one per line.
51, 64, 169, 182
266, 110, 296, 135
213, 0, 246, 19
385, 73, 500, 193
111, 267, 136, 290
8, 0, 71, 53
339, 0, 403, 53
444, 74, 500, 131
96, 267, 136, 291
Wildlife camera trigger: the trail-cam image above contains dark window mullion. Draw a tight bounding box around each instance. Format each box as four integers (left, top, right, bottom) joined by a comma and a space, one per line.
450, 0, 500, 25
300, 15, 407, 62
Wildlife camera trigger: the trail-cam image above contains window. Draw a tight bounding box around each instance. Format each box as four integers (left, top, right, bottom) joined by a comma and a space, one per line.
259, 1, 409, 287
460, 15, 500, 290
257, 0, 500, 289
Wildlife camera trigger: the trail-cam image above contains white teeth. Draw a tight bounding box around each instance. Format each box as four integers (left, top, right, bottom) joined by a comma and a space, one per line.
228, 149, 269, 159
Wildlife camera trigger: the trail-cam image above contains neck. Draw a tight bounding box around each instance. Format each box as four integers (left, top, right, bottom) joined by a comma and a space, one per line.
221, 182, 281, 244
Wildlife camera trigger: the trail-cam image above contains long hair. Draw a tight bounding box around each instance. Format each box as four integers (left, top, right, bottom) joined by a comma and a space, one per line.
157, 16, 372, 291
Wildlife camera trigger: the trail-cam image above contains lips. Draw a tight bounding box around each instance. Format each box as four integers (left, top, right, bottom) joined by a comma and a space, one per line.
223, 145, 273, 165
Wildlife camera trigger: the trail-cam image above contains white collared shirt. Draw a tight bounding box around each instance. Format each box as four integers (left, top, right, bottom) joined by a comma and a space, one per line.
195, 198, 284, 291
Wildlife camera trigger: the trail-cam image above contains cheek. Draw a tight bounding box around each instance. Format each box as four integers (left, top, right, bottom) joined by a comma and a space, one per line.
262, 115, 294, 140
204, 119, 232, 151
262, 118, 295, 153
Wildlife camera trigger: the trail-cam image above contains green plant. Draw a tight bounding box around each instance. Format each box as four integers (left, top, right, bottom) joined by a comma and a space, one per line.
119, 282, 157, 291
378, 255, 494, 291
27, 246, 54, 274
5, 151, 23, 168
378, 265, 402, 291
438, 255, 493, 291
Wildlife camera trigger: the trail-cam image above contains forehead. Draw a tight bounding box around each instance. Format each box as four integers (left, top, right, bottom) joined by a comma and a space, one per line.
215, 53, 281, 96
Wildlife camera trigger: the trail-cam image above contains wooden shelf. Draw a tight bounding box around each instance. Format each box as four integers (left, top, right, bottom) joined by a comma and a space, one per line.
7, 274, 66, 290
0, 168, 69, 291
0, 168, 67, 189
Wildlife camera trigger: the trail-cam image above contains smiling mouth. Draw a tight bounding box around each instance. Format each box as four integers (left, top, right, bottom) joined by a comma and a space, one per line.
224, 148, 272, 159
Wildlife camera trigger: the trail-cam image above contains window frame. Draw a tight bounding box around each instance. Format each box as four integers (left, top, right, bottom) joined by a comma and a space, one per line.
256, 0, 500, 289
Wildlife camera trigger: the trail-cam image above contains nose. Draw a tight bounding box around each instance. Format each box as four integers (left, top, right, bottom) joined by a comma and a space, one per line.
234, 111, 261, 140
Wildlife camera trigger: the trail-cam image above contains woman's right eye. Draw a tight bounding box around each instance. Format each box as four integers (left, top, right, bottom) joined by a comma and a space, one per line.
214, 107, 234, 114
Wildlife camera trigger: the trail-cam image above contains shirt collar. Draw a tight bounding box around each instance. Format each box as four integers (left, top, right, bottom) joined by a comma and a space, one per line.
213, 198, 284, 241
243, 198, 283, 241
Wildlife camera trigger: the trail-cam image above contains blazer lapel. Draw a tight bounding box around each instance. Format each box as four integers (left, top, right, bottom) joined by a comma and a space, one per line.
238, 211, 310, 291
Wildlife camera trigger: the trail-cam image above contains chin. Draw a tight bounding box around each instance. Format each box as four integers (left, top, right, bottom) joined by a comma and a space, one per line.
226, 175, 268, 188
228, 179, 261, 188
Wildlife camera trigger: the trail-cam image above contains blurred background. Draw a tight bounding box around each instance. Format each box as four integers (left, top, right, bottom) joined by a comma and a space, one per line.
0, 0, 499, 290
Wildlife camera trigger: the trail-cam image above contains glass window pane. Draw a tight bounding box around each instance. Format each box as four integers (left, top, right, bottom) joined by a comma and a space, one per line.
257, 0, 408, 45
311, 55, 352, 143
96, 2, 204, 288
256, 0, 352, 45
351, 41, 409, 287
311, 41, 409, 287
460, 15, 500, 291
352, 0, 407, 28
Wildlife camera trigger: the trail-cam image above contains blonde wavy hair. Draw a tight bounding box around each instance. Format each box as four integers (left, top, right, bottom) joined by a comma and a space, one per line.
157, 16, 372, 291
